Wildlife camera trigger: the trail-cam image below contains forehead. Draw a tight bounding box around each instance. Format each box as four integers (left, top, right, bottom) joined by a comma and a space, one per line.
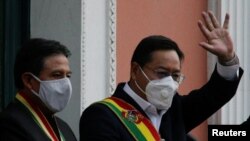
42, 54, 70, 71
147, 50, 181, 69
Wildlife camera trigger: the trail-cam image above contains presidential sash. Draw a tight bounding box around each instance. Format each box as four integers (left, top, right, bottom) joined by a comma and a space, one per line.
99, 97, 162, 141
16, 92, 65, 141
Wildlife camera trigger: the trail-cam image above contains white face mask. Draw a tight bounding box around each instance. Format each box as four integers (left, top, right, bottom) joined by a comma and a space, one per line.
135, 67, 179, 110
29, 73, 72, 113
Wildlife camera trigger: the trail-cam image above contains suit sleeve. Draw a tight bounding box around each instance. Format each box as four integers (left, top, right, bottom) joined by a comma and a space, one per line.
80, 103, 121, 141
181, 67, 243, 132
241, 116, 250, 126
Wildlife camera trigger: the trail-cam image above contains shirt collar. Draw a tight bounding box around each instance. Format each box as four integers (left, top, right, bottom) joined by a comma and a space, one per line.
123, 83, 168, 116
123, 83, 151, 111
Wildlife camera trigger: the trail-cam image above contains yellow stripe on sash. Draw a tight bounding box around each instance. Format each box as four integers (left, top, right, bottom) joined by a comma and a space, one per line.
101, 97, 161, 141
16, 94, 53, 140
16, 93, 65, 141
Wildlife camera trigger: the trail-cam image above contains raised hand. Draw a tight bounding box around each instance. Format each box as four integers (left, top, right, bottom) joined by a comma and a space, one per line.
198, 11, 235, 63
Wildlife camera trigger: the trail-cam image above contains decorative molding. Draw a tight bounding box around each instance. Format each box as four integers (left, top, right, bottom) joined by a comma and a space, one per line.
80, 0, 86, 112
80, 0, 117, 112
108, 0, 117, 96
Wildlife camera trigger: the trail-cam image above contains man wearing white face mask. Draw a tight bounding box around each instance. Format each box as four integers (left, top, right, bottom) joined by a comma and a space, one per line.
0, 38, 76, 141
80, 11, 243, 141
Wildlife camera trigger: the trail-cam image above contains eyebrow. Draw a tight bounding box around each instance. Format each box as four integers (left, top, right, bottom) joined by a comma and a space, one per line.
51, 70, 72, 74
156, 66, 181, 73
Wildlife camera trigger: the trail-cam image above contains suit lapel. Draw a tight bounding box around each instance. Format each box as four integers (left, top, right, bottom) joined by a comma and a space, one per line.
12, 99, 50, 140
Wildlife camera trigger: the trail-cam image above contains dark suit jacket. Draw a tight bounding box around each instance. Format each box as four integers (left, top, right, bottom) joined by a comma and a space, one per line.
242, 116, 250, 127
80, 68, 243, 141
241, 114, 250, 136
0, 99, 76, 141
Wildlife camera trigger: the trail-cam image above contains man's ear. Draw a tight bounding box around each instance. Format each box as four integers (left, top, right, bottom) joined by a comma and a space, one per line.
21, 73, 34, 90
130, 62, 140, 80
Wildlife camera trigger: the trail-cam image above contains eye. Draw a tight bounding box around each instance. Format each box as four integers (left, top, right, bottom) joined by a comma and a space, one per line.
52, 73, 63, 79
172, 73, 180, 80
67, 73, 71, 78
155, 71, 171, 78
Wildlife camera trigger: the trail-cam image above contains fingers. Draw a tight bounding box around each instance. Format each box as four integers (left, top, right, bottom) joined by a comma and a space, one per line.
199, 11, 230, 40
201, 11, 230, 30
202, 11, 215, 31
223, 13, 230, 29
202, 11, 229, 30
198, 20, 210, 39
208, 11, 220, 28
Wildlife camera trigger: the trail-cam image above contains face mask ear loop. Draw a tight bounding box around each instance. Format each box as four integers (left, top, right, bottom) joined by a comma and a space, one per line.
27, 73, 42, 82
134, 80, 146, 94
138, 66, 151, 82
134, 80, 154, 99
26, 73, 42, 96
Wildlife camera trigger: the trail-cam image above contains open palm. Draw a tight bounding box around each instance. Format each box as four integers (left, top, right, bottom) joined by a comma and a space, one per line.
198, 11, 235, 62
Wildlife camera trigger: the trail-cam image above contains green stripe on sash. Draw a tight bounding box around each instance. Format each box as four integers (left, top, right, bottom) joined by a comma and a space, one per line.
100, 101, 148, 141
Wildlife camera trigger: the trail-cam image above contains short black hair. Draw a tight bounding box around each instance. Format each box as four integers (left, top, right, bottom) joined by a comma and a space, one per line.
14, 38, 71, 90
131, 35, 184, 67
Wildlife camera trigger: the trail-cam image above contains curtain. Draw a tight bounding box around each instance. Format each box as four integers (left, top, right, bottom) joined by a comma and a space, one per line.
0, 0, 30, 110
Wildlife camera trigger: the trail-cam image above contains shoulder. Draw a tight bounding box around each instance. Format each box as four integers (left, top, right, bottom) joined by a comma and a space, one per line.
80, 102, 124, 140
0, 101, 39, 140
80, 100, 126, 130
0, 101, 29, 124
80, 102, 116, 122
